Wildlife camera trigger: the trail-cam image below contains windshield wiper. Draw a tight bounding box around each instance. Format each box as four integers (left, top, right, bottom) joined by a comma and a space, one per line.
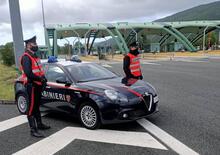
77, 80, 90, 83
100, 76, 117, 80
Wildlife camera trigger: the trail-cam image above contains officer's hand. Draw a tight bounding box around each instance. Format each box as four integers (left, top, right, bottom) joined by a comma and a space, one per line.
41, 77, 47, 85
140, 75, 143, 80
42, 78, 47, 83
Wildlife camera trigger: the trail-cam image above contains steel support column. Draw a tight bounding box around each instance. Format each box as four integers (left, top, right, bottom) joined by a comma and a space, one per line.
9, 0, 24, 68
88, 31, 99, 55
202, 26, 209, 51
44, 29, 52, 56
84, 30, 91, 55
53, 30, 58, 56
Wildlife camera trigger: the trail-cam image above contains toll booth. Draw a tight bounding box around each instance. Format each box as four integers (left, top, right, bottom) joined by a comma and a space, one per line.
150, 43, 160, 52
166, 42, 184, 52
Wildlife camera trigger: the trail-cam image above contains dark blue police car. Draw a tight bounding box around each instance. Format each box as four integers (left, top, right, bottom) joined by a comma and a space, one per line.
15, 58, 159, 129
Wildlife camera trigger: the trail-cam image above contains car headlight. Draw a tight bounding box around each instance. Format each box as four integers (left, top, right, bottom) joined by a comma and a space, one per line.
104, 90, 128, 103
105, 90, 118, 100
145, 82, 157, 95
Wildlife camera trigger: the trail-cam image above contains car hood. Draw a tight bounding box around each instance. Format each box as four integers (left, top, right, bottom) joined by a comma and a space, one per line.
75, 77, 157, 97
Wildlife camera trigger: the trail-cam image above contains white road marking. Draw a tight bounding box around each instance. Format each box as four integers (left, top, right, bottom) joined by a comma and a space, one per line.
173, 59, 206, 63
137, 119, 199, 155
0, 113, 47, 133
141, 61, 161, 65
208, 56, 220, 59
13, 127, 167, 155
0, 115, 27, 133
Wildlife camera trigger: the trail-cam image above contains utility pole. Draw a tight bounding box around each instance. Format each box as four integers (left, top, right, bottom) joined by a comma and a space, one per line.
41, 0, 46, 28
8, 0, 24, 68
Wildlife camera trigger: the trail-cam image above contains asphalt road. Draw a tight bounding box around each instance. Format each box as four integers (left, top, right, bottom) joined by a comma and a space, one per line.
0, 57, 219, 155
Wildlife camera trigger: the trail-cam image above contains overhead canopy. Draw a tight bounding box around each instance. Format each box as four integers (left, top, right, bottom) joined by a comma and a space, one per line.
45, 20, 220, 55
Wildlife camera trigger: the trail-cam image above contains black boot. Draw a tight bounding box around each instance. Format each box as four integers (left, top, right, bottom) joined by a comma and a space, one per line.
28, 116, 44, 138
35, 113, 51, 130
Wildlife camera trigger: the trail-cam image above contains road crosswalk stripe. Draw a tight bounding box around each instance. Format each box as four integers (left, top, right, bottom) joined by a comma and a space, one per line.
0, 113, 47, 133
13, 127, 167, 155
0, 115, 27, 133
137, 119, 200, 155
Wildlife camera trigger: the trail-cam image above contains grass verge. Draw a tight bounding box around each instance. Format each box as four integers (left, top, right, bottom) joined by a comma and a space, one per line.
0, 64, 17, 100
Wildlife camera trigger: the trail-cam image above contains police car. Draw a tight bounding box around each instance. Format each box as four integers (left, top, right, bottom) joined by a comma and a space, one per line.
15, 56, 159, 129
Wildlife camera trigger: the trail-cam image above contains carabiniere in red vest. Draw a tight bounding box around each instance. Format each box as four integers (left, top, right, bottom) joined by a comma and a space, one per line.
19, 36, 50, 138
20, 51, 45, 85
123, 42, 143, 80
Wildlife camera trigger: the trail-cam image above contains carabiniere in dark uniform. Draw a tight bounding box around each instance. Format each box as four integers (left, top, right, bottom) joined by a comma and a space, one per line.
20, 36, 50, 138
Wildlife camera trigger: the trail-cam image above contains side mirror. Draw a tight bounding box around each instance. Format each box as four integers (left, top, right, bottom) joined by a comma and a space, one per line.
56, 77, 71, 87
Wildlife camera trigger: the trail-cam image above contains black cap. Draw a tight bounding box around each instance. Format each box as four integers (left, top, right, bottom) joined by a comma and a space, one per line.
129, 41, 138, 47
24, 36, 36, 44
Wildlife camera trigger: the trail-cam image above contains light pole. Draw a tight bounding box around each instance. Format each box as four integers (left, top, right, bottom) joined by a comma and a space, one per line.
41, 0, 46, 28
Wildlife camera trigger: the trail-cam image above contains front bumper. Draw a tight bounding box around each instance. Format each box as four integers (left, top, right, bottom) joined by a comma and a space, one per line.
100, 94, 159, 124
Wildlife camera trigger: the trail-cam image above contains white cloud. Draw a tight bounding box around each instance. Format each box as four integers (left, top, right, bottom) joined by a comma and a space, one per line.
0, 0, 6, 5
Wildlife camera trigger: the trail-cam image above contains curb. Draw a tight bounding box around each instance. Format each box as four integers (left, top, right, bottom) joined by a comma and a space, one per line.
0, 100, 15, 105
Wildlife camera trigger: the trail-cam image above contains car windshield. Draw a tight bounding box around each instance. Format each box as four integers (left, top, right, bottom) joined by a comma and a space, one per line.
66, 63, 118, 82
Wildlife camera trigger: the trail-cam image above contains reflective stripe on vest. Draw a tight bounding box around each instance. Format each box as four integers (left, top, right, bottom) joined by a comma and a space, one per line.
127, 53, 141, 77
130, 68, 141, 72
19, 52, 45, 85
32, 69, 41, 73
130, 63, 140, 68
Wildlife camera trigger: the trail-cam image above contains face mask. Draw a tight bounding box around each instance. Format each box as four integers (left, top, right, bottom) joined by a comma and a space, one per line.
30, 46, 38, 52
130, 48, 139, 56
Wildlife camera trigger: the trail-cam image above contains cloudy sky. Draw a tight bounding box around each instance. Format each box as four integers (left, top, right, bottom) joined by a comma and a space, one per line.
0, 0, 218, 45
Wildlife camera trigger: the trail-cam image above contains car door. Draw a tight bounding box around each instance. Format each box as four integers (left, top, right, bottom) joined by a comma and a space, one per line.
42, 65, 76, 113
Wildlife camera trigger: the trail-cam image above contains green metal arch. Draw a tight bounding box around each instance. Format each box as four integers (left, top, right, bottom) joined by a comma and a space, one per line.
162, 27, 193, 51
169, 27, 196, 51
45, 21, 220, 55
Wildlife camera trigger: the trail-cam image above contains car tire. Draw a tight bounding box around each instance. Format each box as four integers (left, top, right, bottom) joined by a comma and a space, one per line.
16, 93, 28, 115
78, 102, 101, 130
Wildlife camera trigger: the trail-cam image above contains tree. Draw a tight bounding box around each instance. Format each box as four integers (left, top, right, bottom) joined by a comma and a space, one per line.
1, 42, 15, 66
74, 41, 83, 49
0, 45, 4, 60
207, 32, 217, 47
58, 44, 71, 55
194, 31, 218, 49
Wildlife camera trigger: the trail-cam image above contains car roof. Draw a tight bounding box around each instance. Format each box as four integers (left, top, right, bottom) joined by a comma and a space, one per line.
41, 59, 93, 67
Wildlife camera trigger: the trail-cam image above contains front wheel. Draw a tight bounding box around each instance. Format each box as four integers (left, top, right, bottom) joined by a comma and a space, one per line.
78, 102, 101, 129
16, 93, 28, 114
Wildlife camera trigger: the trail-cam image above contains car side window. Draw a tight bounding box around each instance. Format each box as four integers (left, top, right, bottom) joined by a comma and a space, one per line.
45, 66, 68, 83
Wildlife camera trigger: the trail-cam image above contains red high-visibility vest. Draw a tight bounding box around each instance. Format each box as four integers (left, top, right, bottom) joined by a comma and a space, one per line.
19, 52, 45, 85
127, 53, 141, 77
